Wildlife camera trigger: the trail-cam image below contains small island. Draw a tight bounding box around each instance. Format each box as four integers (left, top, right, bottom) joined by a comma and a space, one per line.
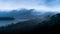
0, 17, 15, 20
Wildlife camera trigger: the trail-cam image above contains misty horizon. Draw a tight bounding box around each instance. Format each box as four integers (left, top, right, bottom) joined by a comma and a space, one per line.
0, 0, 59, 12
0, 0, 60, 34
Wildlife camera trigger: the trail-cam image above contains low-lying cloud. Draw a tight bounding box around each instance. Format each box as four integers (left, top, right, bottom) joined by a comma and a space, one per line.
0, 0, 60, 12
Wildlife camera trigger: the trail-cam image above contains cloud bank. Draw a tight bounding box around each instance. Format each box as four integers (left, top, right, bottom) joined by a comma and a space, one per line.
0, 0, 60, 12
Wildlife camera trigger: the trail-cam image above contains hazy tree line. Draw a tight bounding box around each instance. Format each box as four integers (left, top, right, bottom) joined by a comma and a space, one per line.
0, 13, 60, 34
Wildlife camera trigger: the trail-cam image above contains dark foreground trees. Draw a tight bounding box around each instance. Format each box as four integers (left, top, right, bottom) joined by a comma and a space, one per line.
0, 13, 60, 34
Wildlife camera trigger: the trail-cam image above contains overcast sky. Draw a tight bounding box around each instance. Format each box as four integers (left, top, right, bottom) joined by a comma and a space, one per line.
0, 0, 60, 12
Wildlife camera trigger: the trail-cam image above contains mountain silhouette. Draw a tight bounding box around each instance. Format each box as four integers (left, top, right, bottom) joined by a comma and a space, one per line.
0, 17, 15, 20
0, 13, 60, 34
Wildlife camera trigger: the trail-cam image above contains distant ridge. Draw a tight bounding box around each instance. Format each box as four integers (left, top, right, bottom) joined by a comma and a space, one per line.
0, 17, 15, 20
